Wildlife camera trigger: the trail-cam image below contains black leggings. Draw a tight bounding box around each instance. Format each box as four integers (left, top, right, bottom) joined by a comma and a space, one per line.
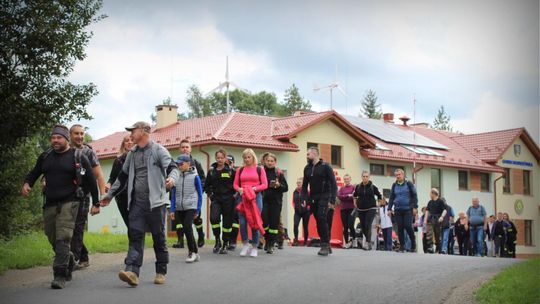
340, 208, 355, 243
176, 209, 197, 253
262, 201, 282, 243
358, 209, 377, 245
293, 211, 310, 241
210, 199, 234, 243
457, 234, 469, 256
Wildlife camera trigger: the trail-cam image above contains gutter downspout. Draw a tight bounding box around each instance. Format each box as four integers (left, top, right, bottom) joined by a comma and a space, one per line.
493, 174, 504, 214
199, 145, 211, 239
412, 164, 424, 185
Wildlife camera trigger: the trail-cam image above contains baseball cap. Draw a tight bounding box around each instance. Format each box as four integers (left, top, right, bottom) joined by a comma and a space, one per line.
227, 154, 235, 162
125, 121, 151, 132
176, 154, 191, 164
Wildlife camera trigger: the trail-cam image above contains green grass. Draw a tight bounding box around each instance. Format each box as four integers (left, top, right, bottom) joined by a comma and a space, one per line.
475, 258, 540, 304
0, 231, 185, 274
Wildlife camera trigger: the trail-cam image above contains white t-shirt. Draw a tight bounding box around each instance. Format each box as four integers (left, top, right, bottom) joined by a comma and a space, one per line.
379, 205, 393, 229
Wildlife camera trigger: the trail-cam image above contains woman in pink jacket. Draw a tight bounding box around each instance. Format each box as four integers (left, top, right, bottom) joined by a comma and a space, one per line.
233, 148, 268, 257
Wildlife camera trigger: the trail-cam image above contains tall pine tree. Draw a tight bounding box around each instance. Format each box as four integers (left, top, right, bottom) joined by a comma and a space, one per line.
361, 89, 383, 119
432, 105, 453, 131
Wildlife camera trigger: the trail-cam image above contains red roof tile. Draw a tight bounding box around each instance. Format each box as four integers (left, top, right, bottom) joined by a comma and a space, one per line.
450, 128, 524, 162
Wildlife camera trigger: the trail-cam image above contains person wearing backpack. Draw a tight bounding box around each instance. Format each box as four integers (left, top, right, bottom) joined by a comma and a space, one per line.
261, 153, 288, 254
204, 148, 236, 254
101, 121, 179, 287
353, 171, 383, 250
387, 168, 418, 253
22, 124, 99, 289
233, 148, 268, 257
301, 146, 337, 256
69, 124, 107, 270
466, 198, 487, 257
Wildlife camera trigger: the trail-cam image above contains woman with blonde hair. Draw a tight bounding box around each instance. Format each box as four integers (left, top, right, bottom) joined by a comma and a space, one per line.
454, 211, 469, 256
233, 148, 268, 257
105, 135, 134, 227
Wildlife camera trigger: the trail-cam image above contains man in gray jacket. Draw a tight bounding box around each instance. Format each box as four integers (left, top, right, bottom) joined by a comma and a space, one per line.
101, 121, 179, 286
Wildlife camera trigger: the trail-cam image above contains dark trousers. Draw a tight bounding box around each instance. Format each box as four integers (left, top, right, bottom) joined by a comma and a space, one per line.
116, 191, 129, 228
310, 197, 330, 245
494, 235, 505, 257
293, 210, 310, 241
262, 201, 282, 244
340, 208, 355, 243
327, 208, 334, 242
71, 199, 89, 262
43, 201, 79, 278
506, 235, 516, 258
358, 209, 377, 246
125, 201, 168, 276
382, 227, 393, 251
394, 209, 416, 250
176, 209, 198, 254
457, 234, 469, 255
210, 199, 234, 243
176, 214, 204, 240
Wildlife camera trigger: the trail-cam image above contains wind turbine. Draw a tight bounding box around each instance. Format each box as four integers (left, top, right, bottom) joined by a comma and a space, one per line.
206, 56, 250, 113
313, 65, 347, 110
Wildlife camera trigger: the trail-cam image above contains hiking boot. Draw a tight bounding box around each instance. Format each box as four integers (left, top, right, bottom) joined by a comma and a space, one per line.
197, 232, 205, 248
219, 243, 228, 254
118, 270, 139, 287
51, 277, 66, 289
277, 242, 284, 250
172, 239, 184, 249
213, 240, 222, 254
227, 241, 236, 251
154, 273, 166, 285
318, 245, 330, 256
267, 245, 275, 254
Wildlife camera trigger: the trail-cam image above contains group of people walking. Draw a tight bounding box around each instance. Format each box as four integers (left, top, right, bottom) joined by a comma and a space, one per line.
22, 121, 517, 290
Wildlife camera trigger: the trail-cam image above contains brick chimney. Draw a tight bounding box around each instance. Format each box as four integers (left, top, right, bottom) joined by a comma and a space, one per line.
383, 113, 394, 123
155, 104, 178, 129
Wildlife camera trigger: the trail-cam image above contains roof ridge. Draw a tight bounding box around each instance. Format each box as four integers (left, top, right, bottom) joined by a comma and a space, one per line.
451, 127, 523, 138
212, 112, 235, 139
271, 111, 329, 122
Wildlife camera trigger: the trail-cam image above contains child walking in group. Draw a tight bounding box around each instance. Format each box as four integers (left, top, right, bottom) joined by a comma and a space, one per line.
170, 154, 203, 263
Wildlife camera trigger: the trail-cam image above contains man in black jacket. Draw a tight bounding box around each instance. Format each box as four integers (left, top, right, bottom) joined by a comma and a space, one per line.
22, 125, 99, 289
302, 146, 337, 256
173, 139, 206, 248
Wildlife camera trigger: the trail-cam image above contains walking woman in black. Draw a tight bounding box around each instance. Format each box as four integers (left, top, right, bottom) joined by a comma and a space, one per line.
454, 211, 469, 256
262, 153, 288, 254
105, 135, 133, 227
353, 171, 382, 250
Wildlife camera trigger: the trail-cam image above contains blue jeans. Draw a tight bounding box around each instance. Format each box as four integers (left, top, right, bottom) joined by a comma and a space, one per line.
382, 227, 393, 251
441, 228, 450, 253
238, 192, 263, 246
469, 225, 484, 256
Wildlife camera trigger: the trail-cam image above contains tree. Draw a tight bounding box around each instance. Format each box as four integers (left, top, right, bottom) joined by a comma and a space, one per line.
281, 84, 311, 116
1, 0, 105, 152
360, 89, 383, 119
432, 105, 453, 131
0, 0, 104, 238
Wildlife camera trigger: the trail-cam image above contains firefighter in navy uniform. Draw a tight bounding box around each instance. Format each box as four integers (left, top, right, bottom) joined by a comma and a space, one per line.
503, 213, 518, 258
22, 125, 99, 289
205, 148, 236, 254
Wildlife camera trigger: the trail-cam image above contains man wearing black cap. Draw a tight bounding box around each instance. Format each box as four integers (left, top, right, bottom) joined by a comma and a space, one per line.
69, 124, 107, 270
22, 124, 99, 289
101, 121, 179, 286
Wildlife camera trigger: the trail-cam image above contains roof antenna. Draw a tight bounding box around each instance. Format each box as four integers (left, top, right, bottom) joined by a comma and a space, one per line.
413, 94, 417, 185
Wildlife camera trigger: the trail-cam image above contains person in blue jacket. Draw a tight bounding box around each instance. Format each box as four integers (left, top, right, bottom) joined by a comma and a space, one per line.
387, 168, 418, 253
170, 154, 203, 263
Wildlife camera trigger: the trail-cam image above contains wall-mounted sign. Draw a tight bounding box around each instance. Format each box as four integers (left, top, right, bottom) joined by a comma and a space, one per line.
502, 159, 533, 167
514, 199, 524, 215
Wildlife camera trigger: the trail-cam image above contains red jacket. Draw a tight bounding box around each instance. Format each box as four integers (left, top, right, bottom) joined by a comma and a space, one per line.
236, 187, 265, 236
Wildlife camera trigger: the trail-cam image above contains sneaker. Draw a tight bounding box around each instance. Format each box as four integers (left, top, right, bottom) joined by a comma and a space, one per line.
118, 270, 139, 287
213, 240, 222, 254
51, 277, 66, 289
239, 244, 251, 257
292, 239, 299, 246
197, 233, 205, 248
318, 246, 330, 256
267, 246, 275, 254
154, 273, 166, 285
219, 244, 228, 254
250, 248, 258, 257
343, 242, 351, 249
74, 260, 89, 270
194, 253, 201, 262
352, 239, 358, 248
172, 240, 184, 249
186, 253, 197, 263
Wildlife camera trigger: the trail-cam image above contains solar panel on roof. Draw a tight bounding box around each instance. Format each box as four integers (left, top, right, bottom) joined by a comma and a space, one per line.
343, 115, 449, 150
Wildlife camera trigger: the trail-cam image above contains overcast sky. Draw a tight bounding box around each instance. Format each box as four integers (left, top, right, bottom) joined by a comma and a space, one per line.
69, 0, 540, 144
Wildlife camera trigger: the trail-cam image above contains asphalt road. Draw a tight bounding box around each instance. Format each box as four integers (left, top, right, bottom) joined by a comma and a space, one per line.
0, 246, 519, 304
